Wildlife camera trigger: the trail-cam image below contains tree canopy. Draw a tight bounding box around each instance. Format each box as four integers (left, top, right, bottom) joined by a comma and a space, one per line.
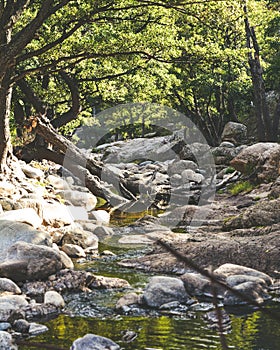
0, 0, 280, 173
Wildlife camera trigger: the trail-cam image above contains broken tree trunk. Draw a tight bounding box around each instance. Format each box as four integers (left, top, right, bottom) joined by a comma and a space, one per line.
33, 114, 130, 206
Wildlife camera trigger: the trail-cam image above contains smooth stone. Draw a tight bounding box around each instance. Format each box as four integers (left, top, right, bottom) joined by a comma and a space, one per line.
42, 202, 74, 227
57, 190, 97, 211
0, 331, 17, 349
13, 319, 30, 333
0, 279, 21, 295
44, 291, 65, 308
71, 333, 120, 350
66, 206, 88, 221
0, 208, 42, 229
0, 324, 11, 332
28, 322, 49, 336
61, 244, 86, 258
20, 163, 44, 180
115, 293, 141, 311
89, 210, 110, 224
143, 276, 191, 308
62, 228, 98, 249
0, 295, 28, 322
46, 175, 70, 190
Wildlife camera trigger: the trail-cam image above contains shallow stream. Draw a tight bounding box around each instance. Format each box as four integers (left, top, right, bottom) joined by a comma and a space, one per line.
22, 213, 280, 350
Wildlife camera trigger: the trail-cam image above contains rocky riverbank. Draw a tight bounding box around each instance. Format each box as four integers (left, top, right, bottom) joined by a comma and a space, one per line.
0, 121, 279, 349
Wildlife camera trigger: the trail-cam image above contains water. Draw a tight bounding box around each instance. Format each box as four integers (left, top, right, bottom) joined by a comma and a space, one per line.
21, 214, 280, 350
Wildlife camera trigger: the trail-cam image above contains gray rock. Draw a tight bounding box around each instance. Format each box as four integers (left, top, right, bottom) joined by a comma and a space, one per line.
42, 202, 75, 227
221, 122, 247, 145
225, 275, 267, 288
0, 241, 63, 281
180, 273, 213, 297
0, 331, 17, 350
143, 276, 191, 308
0, 279, 21, 295
61, 244, 86, 258
0, 220, 51, 261
0, 324, 11, 332
46, 175, 70, 190
223, 281, 269, 306
28, 322, 48, 336
167, 159, 197, 176
0, 295, 28, 322
13, 319, 30, 333
214, 263, 273, 285
62, 228, 98, 249
115, 293, 141, 311
181, 169, 204, 184
71, 334, 120, 350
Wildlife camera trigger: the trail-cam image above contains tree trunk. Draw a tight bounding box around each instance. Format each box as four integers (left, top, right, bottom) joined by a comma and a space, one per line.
0, 71, 13, 173
244, 5, 274, 141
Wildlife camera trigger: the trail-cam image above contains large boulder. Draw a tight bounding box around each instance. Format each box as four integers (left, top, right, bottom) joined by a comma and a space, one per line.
230, 142, 280, 182
143, 276, 191, 308
71, 334, 120, 350
62, 228, 98, 249
221, 122, 247, 145
57, 190, 97, 211
0, 220, 51, 261
0, 242, 63, 281
0, 295, 28, 322
103, 136, 184, 163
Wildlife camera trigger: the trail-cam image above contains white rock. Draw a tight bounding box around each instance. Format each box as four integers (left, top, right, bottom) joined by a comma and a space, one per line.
90, 210, 110, 224
0, 331, 17, 350
0, 208, 42, 228
46, 175, 70, 190
66, 206, 88, 221
44, 291, 65, 308
0, 182, 16, 197
58, 190, 97, 211
181, 169, 204, 184
42, 202, 74, 227
20, 163, 44, 180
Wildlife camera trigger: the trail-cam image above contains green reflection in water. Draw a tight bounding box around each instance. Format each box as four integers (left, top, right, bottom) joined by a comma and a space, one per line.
21, 304, 280, 350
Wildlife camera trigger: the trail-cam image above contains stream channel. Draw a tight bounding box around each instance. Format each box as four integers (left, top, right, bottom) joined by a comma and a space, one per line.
22, 212, 280, 350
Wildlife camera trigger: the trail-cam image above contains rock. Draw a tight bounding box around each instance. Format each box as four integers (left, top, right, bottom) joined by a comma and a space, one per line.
0, 331, 17, 350
44, 291, 65, 308
223, 199, 280, 229
0, 324, 10, 332
89, 275, 130, 289
28, 322, 48, 336
0, 182, 16, 197
0, 220, 52, 261
103, 136, 184, 163
89, 210, 110, 224
46, 175, 70, 190
20, 163, 44, 180
0, 279, 21, 295
0, 295, 28, 322
180, 273, 214, 297
230, 142, 280, 182
115, 293, 141, 310
223, 281, 269, 306
42, 202, 74, 227
71, 334, 120, 350
93, 225, 114, 239
14, 197, 43, 217
65, 206, 88, 221
13, 319, 30, 333
61, 244, 86, 258
57, 190, 97, 211
225, 275, 267, 288
0, 241, 63, 281
214, 263, 273, 285
181, 169, 204, 184
167, 159, 197, 176
211, 144, 245, 165
221, 122, 247, 145
0, 208, 42, 229
59, 250, 74, 269
143, 276, 191, 308
62, 228, 98, 249
179, 142, 211, 162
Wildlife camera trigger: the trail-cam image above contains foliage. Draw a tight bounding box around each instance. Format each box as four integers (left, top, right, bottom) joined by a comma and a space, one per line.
228, 180, 255, 195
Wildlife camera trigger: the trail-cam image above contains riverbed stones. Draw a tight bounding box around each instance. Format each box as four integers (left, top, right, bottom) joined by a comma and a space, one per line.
167, 159, 198, 176
44, 291, 65, 308
0, 221, 52, 260
0, 279, 21, 295
89, 275, 130, 289
62, 228, 98, 249
0, 295, 28, 322
89, 210, 110, 224
0, 331, 17, 350
214, 263, 273, 285
0, 208, 42, 228
0, 241, 63, 281
61, 244, 86, 258
230, 142, 280, 182
115, 293, 141, 311
71, 333, 120, 350
143, 276, 191, 308
57, 190, 97, 211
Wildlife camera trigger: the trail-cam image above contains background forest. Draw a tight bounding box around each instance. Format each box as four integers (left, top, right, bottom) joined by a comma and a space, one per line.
0, 0, 280, 171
